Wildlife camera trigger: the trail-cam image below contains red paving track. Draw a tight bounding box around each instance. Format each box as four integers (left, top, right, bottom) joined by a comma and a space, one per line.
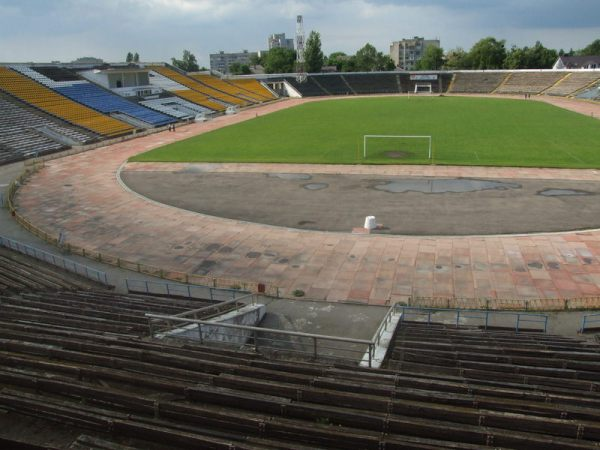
14, 95, 600, 305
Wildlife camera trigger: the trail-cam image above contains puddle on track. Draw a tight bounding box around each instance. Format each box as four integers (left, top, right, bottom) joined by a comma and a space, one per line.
267, 173, 312, 181
373, 178, 522, 194
303, 183, 328, 190
538, 189, 593, 197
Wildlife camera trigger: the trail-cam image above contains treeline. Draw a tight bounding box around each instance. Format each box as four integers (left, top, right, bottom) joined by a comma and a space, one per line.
255, 36, 600, 73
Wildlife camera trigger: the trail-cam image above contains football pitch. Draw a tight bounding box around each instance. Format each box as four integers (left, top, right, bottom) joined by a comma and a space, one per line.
131, 96, 600, 168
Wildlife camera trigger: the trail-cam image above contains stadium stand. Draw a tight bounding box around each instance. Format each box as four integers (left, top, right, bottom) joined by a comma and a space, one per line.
226, 76, 276, 101
10, 66, 174, 127
577, 81, 600, 101
311, 74, 355, 95
0, 67, 134, 137
448, 71, 508, 93
229, 77, 278, 101
284, 76, 330, 96
1, 287, 600, 448
170, 89, 227, 112
30, 65, 82, 82
343, 73, 401, 94
189, 74, 263, 104
0, 95, 97, 164
545, 72, 600, 96
140, 97, 213, 119
0, 247, 107, 294
149, 66, 239, 109
494, 71, 568, 95
53, 83, 175, 127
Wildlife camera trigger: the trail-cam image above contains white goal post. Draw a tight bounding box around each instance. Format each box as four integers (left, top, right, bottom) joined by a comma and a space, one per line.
363, 135, 432, 159
414, 83, 433, 93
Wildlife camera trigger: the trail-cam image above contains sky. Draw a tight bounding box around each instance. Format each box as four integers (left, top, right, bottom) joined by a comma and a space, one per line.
0, 0, 599, 66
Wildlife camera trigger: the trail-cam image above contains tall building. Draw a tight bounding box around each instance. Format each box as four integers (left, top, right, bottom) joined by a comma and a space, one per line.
390, 37, 440, 70
209, 50, 257, 73
268, 33, 294, 50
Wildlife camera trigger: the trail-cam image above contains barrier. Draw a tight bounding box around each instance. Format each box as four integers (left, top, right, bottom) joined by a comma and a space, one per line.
147, 312, 375, 367
125, 278, 250, 302
398, 306, 549, 333
580, 313, 600, 333
0, 235, 109, 286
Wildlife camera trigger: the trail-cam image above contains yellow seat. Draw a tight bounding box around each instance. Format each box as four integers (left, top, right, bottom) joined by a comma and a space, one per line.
0, 67, 133, 137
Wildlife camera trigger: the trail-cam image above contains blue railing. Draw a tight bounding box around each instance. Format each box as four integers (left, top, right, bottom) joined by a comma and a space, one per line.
0, 235, 109, 285
397, 306, 548, 333
125, 278, 250, 302
580, 313, 600, 333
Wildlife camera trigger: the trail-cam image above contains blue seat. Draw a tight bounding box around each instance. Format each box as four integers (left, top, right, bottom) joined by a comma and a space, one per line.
55, 83, 175, 127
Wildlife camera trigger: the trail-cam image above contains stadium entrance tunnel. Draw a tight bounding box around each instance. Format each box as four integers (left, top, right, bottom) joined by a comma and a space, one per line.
120, 167, 600, 236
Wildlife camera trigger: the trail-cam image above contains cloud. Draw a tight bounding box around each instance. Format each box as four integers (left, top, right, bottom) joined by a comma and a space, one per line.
0, 0, 598, 64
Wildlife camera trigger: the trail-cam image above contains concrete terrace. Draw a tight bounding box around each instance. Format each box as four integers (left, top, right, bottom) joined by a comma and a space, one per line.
12, 95, 600, 305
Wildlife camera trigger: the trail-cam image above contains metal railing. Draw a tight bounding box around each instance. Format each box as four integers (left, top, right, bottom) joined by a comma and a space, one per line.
580, 313, 600, 333
147, 312, 375, 367
125, 279, 250, 301
0, 235, 109, 286
398, 306, 549, 333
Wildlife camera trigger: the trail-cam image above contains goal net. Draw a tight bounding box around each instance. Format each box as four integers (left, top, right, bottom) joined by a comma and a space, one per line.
363, 135, 432, 161
414, 83, 433, 93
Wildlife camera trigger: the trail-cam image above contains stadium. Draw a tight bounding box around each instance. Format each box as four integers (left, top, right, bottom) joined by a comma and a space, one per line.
2, 17, 600, 450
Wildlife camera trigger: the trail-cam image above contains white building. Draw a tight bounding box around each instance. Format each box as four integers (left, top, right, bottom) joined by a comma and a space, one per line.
390, 37, 440, 70
268, 33, 294, 50
553, 55, 600, 70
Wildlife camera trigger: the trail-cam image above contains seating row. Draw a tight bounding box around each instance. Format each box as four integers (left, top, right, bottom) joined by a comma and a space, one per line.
0, 67, 134, 137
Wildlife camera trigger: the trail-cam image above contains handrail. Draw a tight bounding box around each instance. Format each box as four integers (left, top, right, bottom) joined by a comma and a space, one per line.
399, 306, 549, 333
172, 294, 254, 318
125, 278, 251, 301
0, 235, 109, 286
146, 312, 375, 367
580, 313, 600, 333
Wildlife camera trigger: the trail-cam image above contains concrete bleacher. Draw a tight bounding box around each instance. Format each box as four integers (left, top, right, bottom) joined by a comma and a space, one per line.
1, 286, 599, 448
343, 73, 401, 94
545, 72, 600, 96
495, 71, 567, 95
0, 66, 133, 137
311, 74, 355, 95
140, 96, 213, 119
0, 247, 106, 294
284, 76, 330, 96
449, 72, 508, 93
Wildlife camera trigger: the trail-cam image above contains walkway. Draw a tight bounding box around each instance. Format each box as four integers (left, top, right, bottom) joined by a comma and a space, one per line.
12, 96, 600, 305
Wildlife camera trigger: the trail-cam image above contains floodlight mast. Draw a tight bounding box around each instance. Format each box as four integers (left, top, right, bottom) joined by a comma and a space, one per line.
295, 15, 307, 83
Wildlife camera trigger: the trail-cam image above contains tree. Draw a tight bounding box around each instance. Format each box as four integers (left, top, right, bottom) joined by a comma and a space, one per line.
505, 42, 557, 69
263, 48, 296, 74
229, 62, 252, 75
416, 46, 444, 70
376, 52, 396, 71
133, 52, 140, 63
355, 43, 379, 71
468, 37, 506, 69
249, 53, 263, 67
171, 50, 200, 72
326, 52, 347, 71
305, 31, 324, 72
126, 52, 133, 63
444, 47, 469, 69
578, 39, 600, 56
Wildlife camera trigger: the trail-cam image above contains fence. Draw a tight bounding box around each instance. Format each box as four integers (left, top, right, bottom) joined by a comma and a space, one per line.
126, 279, 250, 301
5, 162, 280, 297
0, 235, 109, 286
580, 313, 600, 333
146, 313, 375, 366
404, 296, 600, 311
398, 306, 549, 333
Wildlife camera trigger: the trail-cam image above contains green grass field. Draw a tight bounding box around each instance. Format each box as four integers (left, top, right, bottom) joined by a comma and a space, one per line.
131, 96, 600, 168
